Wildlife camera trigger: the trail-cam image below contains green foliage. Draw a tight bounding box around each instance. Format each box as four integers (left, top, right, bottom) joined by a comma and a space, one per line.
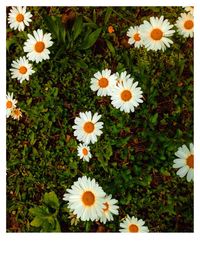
7, 6, 193, 233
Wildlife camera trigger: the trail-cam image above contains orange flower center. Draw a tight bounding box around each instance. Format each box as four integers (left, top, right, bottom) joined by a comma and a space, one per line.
108, 26, 114, 33
13, 109, 21, 117
98, 77, 109, 88
184, 20, 194, 30
186, 154, 194, 169
82, 148, 88, 156
6, 100, 13, 109
150, 28, 163, 40
19, 66, 27, 74
83, 121, 95, 133
103, 202, 109, 212
82, 191, 95, 206
34, 41, 45, 53
129, 224, 139, 232
133, 33, 141, 42
121, 90, 132, 101
16, 13, 24, 22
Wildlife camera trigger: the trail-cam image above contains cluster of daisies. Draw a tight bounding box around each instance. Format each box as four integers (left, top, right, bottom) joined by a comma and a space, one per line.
6, 92, 22, 120
74, 69, 143, 162
8, 6, 53, 83
127, 6, 194, 50
63, 175, 149, 232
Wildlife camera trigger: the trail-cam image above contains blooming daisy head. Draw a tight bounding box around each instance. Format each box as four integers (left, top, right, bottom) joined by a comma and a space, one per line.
115, 71, 132, 87
173, 143, 194, 182
11, 108, 22, 120
140, 16, 175, 51
110, 78, 143, 113
119, 215, 149, 233
23, 29, 53, 63
10, 56, 35, 83
77, 143, 92, 162
72, 111, 103, 144
90, 69, 117, 96
127, 26, 143, 48
175, 13, 194, 38
98, 195, 119, 224
8, 6, 32, 31
183, 6, 194, 15
6, 92, 17, 118
63, 176, 106, 221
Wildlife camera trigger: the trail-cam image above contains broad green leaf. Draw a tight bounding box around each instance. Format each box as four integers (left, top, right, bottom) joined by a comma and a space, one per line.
105, 39, 115, 55
104, 7, 112, 24
43, 191, 59, 210
30, 217, 43, 227
81, 28, 102, 50
29, 207, 49, 217
72, 16, 83, 41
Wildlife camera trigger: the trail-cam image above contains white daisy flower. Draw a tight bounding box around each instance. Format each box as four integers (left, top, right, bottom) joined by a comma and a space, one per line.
8, 6, 32, 31
63, 176, 106, 221
127, 26, 143, 48
98, 195, 119, 224
175, 13, 194, 38
72, 111, 103, 145
10, 56, 35, 83
6, 92, 17, 118
115, 71, 132, 86
120, 215, 149, 233
183, 6, 194, 15
140, 16, 175, 51
23, 29, 53, 63
110, 78, 143, 113
77, 143, 92, 162
173, 143, 194, 182
11, 108, 22, 120
90, 69, 117, 96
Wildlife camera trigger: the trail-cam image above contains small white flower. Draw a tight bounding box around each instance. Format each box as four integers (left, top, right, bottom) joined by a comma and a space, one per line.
175, 13, 194, 38
115, 71, 132, 87
63, 176, 106, 221
11, 108, 22, 120
8, 6, 32, 31
173, 143, 194, 182
90, 69, 117, 96
72, 111, 103, 144
98, 195, 119, 224
140, 16, 175, 51
77, 143, 92, 162
10, 56, 35, 83
23, 29, 53, 63
6, 92, 17, 118
120, 215, 149, 233
110, 78, 143, 113
127, 26, 143, 48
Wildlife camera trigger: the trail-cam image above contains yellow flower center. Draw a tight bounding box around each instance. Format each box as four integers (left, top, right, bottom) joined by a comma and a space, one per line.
186, 154, 194, 169
98, 77, 109, 88
83, 121, 95, 133
129, 224, 139, 232
150, 28, 163, 40
16, 13, 24, 22
133, 33, 141, 41
82, 191, 95, 206
184, 20, 194, 30
6, 100, 13, 109
82, 148, 88, 156
103, 202, 109, 212
34, 41, 45, 53
19, 66, 27, 74
121, 90, 132, 102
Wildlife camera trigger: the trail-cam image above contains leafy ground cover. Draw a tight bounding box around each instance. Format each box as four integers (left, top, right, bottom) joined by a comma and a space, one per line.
6, 6, 193, 232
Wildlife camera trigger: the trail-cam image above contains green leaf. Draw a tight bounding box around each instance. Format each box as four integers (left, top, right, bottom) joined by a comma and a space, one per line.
104, 7, 112, 24
29, 207, 49, 217
72, 15, 83, 41
43, 191, 59, 210
150, 113, 158, 125
81, 28, 102, 50
105, 39, 115, 55
30, 217, 43, 227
